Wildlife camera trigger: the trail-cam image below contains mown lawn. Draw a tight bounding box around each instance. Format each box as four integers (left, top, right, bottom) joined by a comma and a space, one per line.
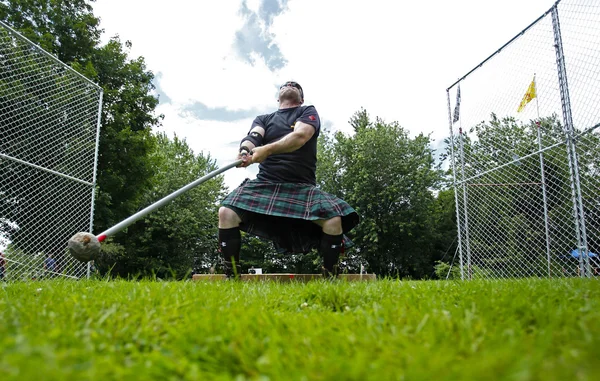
0, 278, 598, 380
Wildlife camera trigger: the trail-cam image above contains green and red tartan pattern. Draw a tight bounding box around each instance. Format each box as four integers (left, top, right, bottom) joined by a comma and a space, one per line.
221, 179, 360, 253
222, 179, 357, 223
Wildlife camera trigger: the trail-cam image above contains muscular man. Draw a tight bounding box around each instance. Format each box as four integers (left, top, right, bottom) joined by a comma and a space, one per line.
218, 81, 359, 278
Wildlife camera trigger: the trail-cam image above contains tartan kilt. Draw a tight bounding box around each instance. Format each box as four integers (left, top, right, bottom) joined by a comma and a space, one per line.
221, 179, 360, 254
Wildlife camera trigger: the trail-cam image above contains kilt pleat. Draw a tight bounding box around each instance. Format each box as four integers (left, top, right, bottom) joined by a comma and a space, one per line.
221, 179, 360, 253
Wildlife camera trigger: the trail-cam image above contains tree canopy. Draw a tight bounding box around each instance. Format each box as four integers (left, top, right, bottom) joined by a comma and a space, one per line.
317, 109, 456, 278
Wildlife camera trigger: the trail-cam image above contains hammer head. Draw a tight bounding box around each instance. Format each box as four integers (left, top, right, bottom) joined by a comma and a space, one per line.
68, 232, 101, 262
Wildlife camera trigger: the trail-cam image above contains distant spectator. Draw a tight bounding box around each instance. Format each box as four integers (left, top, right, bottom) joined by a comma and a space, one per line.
44, 253, 56, 276
592, 257, 600, 276
0, 251, 5, 280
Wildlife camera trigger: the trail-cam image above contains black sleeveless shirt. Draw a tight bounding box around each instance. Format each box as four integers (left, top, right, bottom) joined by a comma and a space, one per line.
248, 105, 321, 185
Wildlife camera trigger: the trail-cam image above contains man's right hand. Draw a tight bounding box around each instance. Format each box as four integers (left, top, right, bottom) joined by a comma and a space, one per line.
237, 148, 253, 168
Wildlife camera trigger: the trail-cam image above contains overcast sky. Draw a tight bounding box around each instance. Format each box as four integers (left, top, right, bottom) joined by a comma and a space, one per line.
92, 0, 557, 190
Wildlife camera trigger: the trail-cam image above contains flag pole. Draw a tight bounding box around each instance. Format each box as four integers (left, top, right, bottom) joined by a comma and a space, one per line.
534, 74, 552, 277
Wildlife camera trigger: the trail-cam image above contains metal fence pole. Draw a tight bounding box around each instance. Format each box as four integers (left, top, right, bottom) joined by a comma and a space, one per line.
447, 90, 465, 280
551, 4, 591, 278
87, 89, 104, 278
457, 123, 472, 280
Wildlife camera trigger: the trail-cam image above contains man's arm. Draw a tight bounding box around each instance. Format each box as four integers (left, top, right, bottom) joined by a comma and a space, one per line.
240, 126, 265, 153
238, 125, 265, 167
250, 121, 315, 164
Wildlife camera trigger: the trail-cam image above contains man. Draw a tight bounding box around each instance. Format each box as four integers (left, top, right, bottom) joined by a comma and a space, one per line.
44, 252, 56, 276
218, 81, 359, 278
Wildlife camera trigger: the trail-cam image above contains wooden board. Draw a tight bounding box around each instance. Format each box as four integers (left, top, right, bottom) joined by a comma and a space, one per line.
192, 273, 377, 282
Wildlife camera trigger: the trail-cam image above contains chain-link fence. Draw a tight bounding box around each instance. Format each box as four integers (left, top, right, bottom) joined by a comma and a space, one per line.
446, 0, 599, 279
0, 20, 102, 280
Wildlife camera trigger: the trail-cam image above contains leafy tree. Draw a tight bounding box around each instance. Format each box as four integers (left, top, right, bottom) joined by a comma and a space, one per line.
89, 36, 162, 234
317, 109, 448, 278
0, 0, 101, 66
96, 133, 225, 279
429, 188, 458, 278
0, 0, 162, 274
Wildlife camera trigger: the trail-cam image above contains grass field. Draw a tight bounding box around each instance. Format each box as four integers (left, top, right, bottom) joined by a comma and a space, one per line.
1, 278, 599, 380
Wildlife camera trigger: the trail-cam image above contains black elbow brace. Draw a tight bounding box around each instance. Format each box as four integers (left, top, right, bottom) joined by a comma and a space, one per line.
241, 131, 263, 147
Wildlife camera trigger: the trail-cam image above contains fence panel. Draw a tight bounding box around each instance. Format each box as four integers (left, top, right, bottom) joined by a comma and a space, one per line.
446, 0, 599, 278
0, 21, 102, 280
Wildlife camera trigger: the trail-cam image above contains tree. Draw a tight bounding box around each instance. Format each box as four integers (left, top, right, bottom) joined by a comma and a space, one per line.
0, 1, 162, 274
429, 188, 458, 278
95, 133, 226, 279
0, 0, 101, 66
89, 36, 162, 235
317, 109, 448, 278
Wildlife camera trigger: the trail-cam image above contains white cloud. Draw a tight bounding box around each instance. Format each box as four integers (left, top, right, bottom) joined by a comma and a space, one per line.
93, 0, 557, 190
245, 0, 262, 14
269, 0, 557, 140
154, 102, 259, 189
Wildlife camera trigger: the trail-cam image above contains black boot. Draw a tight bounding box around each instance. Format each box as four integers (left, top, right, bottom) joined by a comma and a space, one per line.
321, 264, 339, 279
320, 232, 343, 279
224, 261, 242, 279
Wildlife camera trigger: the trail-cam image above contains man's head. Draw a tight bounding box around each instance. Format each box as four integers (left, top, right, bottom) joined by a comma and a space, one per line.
278, 81, 304, 105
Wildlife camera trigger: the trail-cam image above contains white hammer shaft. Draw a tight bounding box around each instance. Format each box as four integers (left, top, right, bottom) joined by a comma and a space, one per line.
96, 159, 242, 242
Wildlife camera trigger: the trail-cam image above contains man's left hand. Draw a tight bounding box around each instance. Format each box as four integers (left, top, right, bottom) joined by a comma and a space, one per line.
250, 146, 269, 164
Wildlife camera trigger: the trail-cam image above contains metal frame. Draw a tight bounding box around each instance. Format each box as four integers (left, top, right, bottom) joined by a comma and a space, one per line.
445, 0, 598, 279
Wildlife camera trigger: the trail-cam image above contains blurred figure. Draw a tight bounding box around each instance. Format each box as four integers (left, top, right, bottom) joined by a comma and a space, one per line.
0, 251, 5, 280
44, 252, 56, 277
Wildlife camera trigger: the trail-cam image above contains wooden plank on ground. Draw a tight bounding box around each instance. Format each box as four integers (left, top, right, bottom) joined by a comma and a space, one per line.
192, 273, 377, 282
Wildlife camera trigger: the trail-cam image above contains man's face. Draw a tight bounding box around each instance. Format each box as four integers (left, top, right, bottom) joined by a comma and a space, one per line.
278, 82, 303, 104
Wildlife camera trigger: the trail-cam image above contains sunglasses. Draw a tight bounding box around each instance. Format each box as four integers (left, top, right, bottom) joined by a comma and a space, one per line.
280, 81, 301, 89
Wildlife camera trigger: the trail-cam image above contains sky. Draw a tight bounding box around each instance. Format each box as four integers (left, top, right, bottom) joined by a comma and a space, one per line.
91, 0, 558, 191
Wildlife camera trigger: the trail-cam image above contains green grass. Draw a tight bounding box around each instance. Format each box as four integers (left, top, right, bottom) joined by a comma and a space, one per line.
1, 278, 599, 380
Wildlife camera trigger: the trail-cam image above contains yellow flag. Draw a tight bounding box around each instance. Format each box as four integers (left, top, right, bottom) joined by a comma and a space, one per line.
517, 78, 536, 112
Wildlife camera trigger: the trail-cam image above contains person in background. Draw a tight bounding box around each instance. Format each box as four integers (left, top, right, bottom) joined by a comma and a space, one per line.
44, 252, 56, 277
0, 251, 6, 280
